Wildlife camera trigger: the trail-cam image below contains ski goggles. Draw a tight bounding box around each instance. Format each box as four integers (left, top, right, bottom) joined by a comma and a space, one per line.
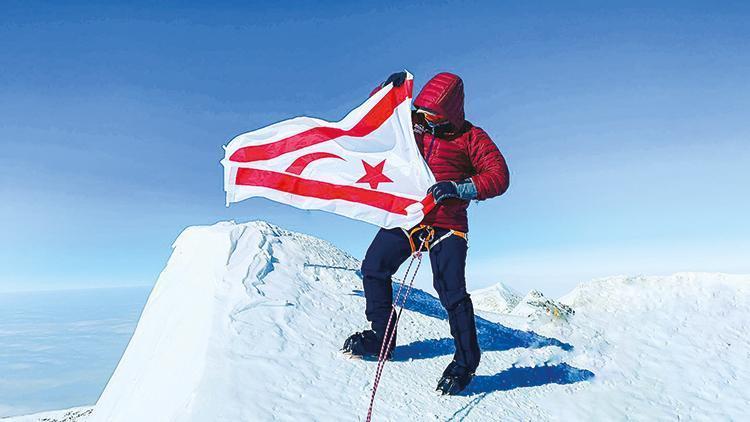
416, 108, 448, 124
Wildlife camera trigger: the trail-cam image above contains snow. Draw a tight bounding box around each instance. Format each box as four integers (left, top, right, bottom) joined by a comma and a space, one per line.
510, 290, 575, 323
470, 285, 574, 328
552, 273, 750, 420
5, 222, 749, 421
469, 282, 521, 314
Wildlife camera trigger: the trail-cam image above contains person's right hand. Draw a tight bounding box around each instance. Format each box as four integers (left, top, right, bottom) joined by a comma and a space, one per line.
428, 181, 459, 204
382, 71, 407, 87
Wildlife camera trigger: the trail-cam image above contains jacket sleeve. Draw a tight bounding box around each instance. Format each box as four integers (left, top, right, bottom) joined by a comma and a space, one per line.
369, 84, 383, 97
467, 127, 510, 200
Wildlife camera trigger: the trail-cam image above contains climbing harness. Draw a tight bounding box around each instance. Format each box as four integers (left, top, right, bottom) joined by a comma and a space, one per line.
364, 225, 466, 421
403, 224, 468, 253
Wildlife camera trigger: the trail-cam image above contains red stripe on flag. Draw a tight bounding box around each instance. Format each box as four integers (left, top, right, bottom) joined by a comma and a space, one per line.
229, 80, 413, 163
235, 167, 418, 216
420, 192, 437, 216
285, 152, 343, 175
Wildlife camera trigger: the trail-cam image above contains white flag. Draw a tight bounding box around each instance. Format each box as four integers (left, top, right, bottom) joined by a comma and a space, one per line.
222, 71, 436, 229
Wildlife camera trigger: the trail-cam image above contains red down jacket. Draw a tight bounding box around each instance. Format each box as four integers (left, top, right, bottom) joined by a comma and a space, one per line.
406, 72, 510, 232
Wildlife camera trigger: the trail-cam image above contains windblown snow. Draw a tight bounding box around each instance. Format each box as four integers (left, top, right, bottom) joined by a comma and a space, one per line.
6, 221, 749, 421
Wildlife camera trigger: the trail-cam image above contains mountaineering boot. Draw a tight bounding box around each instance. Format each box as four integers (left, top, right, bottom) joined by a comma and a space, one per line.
341, 329, 395, 360
436, 360, 475, 395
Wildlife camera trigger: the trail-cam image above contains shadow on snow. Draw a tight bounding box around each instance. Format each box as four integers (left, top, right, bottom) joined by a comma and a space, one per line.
351, 286, 572, 360
465, 363, 594, 395
448, 364, 595, 418
351, 286, 593, 394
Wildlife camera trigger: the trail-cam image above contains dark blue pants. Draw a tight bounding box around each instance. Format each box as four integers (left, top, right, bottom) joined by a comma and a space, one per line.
361, 227, 481, 371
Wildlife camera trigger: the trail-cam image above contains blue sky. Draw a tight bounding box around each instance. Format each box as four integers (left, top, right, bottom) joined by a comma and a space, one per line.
1, 1, 749, 296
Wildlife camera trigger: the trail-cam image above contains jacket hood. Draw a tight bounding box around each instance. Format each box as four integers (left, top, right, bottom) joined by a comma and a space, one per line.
413, 72, 465, 129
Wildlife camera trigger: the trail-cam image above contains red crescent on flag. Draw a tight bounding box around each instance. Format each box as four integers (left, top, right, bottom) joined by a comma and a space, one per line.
284, 152, 344, 175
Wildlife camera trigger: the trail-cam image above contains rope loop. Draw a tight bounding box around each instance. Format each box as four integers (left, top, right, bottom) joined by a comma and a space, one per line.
365, 231, 430, 422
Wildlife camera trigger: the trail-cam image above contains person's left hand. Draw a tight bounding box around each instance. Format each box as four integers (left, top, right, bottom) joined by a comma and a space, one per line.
428, 181, 459, 204
382, 71, 407, 87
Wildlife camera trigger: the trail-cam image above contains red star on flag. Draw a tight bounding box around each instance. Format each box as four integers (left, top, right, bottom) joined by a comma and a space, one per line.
356, 159, 393, 190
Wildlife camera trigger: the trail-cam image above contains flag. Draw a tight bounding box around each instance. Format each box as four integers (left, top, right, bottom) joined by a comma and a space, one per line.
222, 71, 436, 229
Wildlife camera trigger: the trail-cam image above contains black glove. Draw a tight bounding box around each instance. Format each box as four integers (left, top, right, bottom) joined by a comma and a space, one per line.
428, 181, 459, 204
382, 71, 407, 88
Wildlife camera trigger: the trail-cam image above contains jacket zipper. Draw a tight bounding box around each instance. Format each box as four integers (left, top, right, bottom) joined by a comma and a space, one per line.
424, 128, 437, 164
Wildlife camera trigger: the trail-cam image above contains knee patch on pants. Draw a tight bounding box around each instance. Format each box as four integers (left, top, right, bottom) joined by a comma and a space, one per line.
443, 292, 471, 313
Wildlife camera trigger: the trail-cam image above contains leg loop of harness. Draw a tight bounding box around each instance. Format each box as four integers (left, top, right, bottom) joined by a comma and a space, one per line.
402, 225, 435, 255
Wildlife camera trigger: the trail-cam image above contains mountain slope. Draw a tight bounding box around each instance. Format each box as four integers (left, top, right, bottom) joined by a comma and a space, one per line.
88, 221, 587, 421
12, 222, 748, 421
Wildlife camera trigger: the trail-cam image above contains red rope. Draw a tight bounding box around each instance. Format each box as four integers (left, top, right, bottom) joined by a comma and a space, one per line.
365, 232, 430, 422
